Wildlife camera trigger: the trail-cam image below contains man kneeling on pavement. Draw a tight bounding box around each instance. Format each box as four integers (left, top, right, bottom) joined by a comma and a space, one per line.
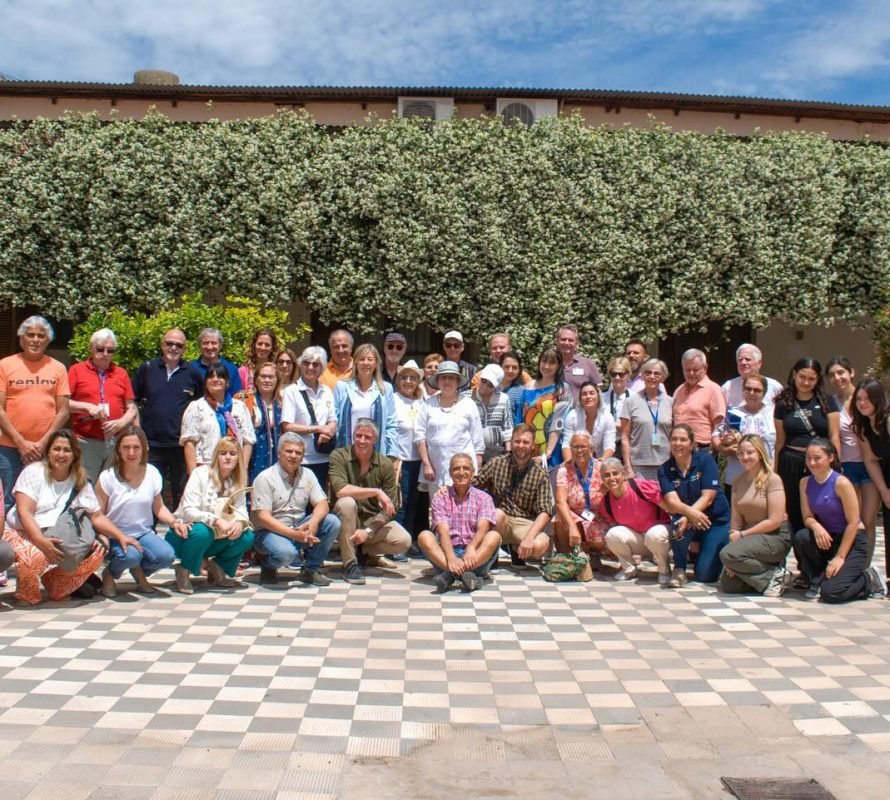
473, 423, 555, 564
419, 453, 502, 593
329, 418, 411, 585
251, 433, 340, 586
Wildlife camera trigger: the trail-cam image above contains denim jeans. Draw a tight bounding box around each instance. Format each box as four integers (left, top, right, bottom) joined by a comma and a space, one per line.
432, 544, 499, 578
107, 531, 176, 579
254, 513, 340, 571
0, 445, 24, 513
395, 459, 422, 535
671, 521, 729, 583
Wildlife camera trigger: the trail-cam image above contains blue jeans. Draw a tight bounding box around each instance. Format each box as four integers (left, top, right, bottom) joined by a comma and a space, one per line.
107, 531, 176, 578
254, 513, 340, 571
433, 544, 499, 578
395, 460, 422, 535
671, 521, 729, 583
0, 445, 24, 513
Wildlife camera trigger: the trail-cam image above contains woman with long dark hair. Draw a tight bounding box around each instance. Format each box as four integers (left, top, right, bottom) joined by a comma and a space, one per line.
238, 328, 280, 393
853, 377, 890, 590
773, 358, 840, 532
499, 350, 529, 418
827, 357, 879, 565
2, 430, 116, 605
792, 439, 875, 603
514, 346, 571, 469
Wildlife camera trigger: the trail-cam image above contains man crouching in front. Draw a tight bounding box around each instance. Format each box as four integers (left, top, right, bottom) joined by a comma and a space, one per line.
329, 418, 411, 585
251, 433, 340, 586
418, 453, 502, 593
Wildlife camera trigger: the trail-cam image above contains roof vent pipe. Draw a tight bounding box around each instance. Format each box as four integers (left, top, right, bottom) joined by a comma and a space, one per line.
133, 70, 180, 86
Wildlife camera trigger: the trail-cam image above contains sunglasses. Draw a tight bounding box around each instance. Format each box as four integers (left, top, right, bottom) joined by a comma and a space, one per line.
386, 343, 405, 350
610, 371, 627, 378
95, 347, 117, 354
163, 341, 185, 349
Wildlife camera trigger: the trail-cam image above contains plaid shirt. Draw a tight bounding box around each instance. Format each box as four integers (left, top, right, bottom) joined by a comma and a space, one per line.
430, 485, 497, 547
473, 454, 554, 520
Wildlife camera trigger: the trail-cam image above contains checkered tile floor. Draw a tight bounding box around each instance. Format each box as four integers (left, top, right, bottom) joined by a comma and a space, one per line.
1, 539, 890, 799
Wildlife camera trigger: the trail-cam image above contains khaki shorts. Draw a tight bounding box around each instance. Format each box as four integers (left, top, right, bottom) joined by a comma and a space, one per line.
501, 514, 553, 547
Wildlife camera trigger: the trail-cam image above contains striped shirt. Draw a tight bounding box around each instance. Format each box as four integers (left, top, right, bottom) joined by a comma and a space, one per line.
430, 485, 497, 547
473, 390, 514, 463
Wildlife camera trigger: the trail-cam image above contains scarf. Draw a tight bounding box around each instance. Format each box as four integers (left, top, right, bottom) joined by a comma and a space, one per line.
205, 392, 240, 441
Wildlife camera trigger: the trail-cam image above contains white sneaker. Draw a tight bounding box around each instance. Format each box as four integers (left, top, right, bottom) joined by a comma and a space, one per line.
867, 565, 887, 598
762, 566, 790, 598
613, 567, 637, 582
657, 571, 671, 586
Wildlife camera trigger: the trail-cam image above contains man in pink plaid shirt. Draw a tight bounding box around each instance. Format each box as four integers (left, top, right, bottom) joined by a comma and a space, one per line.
418, 453, 502, 594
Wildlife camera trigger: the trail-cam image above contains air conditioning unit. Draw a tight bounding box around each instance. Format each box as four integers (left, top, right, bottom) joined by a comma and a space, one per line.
496, 98, 558, 126
397, 97, 454, 121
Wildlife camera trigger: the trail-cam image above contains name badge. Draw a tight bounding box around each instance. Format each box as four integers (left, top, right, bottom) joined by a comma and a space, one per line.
580, 509, 595, 522
572, 368, 584, 376
651, 431, 662, 446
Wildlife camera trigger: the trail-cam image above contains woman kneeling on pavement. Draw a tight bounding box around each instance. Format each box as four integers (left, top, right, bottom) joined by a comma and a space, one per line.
599, 458, 672, 584
95, 425, 183, 597
657, 423, 730, 587
167, 437, 255, 594
793, 439, 877, 602
718, 434, 792, 597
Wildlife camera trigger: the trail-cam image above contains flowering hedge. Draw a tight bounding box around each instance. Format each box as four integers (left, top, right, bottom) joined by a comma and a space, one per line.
0, 110, 888, 362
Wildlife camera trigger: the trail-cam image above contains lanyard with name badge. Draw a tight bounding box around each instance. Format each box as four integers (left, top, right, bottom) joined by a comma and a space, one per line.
575, 460, 595, 521
647, 392, 661, 446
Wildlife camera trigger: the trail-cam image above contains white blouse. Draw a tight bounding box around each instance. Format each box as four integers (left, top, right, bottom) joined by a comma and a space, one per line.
180, 397, 255, 466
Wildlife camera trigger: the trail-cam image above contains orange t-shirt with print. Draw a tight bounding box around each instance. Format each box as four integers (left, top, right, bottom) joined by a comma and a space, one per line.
0, 354, 70, 447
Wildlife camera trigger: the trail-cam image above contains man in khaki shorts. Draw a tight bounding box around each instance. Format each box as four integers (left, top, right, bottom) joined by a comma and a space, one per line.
474, 423, 554, 562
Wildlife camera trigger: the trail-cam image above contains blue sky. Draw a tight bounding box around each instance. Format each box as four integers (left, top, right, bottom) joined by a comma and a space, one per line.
3, 0, 890, 105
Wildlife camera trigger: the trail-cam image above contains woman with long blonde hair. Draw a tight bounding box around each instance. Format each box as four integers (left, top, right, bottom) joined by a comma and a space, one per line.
332, 343, 398, 457
719, 434, 792, 597
167, 437, 254, 594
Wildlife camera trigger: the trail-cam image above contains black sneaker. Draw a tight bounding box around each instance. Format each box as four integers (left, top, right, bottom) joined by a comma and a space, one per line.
71, 573, 101, 599
343, 561, 366, 585
509, 546, 527, 568
433, 571, 455, 593
259, 566, 278, 585
300, 568, 331, 587
460, 572, 481, 592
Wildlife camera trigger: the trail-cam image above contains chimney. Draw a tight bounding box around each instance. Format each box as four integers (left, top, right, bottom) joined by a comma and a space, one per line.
133, 70, 180, 86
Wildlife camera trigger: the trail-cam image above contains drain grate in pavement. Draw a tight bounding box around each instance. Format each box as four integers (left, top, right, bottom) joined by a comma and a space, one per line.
721, 777, 837, 800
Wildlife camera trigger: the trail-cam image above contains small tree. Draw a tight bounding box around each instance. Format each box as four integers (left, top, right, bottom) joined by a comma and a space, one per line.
69, 294, 306, 372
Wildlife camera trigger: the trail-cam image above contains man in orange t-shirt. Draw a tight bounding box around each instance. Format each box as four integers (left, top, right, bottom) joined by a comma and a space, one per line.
0, 316, 70, 511
320, 329, 354, 390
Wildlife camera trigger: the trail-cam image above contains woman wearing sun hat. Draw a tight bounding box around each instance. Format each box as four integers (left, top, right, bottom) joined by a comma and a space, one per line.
415, 361, 484, 493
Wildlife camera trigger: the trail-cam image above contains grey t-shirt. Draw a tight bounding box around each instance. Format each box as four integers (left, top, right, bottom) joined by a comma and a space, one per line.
620, 392, 674, 468
250, 464, 326, 528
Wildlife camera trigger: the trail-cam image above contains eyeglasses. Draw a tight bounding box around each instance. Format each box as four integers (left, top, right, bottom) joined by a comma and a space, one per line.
95, 347, 117, 354
386, 343, 405, 351
643, 370, 663, 377
163, 341, 184, 349
302, 361, 321, 369
444, 341, 462, 348
277, 358, 294, 365
570, 444, 591, 451
610, 371, 627, 378
743, 386, 764, 394
399, 374, 420, 381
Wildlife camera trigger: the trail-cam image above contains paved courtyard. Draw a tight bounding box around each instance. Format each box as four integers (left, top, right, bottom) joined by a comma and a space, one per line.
2, 547, 890, 800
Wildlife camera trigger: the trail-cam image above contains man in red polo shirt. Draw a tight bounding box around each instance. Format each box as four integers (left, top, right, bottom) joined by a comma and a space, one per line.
68, 328, 138, 480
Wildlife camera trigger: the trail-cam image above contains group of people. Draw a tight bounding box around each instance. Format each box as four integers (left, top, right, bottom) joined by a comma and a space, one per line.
0, 315, 887, 607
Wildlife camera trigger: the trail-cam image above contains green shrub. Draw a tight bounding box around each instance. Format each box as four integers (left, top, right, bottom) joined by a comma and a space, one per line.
69, 294, 305, 372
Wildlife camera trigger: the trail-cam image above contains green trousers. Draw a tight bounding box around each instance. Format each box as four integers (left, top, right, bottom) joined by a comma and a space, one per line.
165, 523, 255, 577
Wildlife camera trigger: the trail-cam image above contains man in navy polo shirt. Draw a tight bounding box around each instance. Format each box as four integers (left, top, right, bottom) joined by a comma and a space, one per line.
132, 328, 202, 507
190, 327, 242, 394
